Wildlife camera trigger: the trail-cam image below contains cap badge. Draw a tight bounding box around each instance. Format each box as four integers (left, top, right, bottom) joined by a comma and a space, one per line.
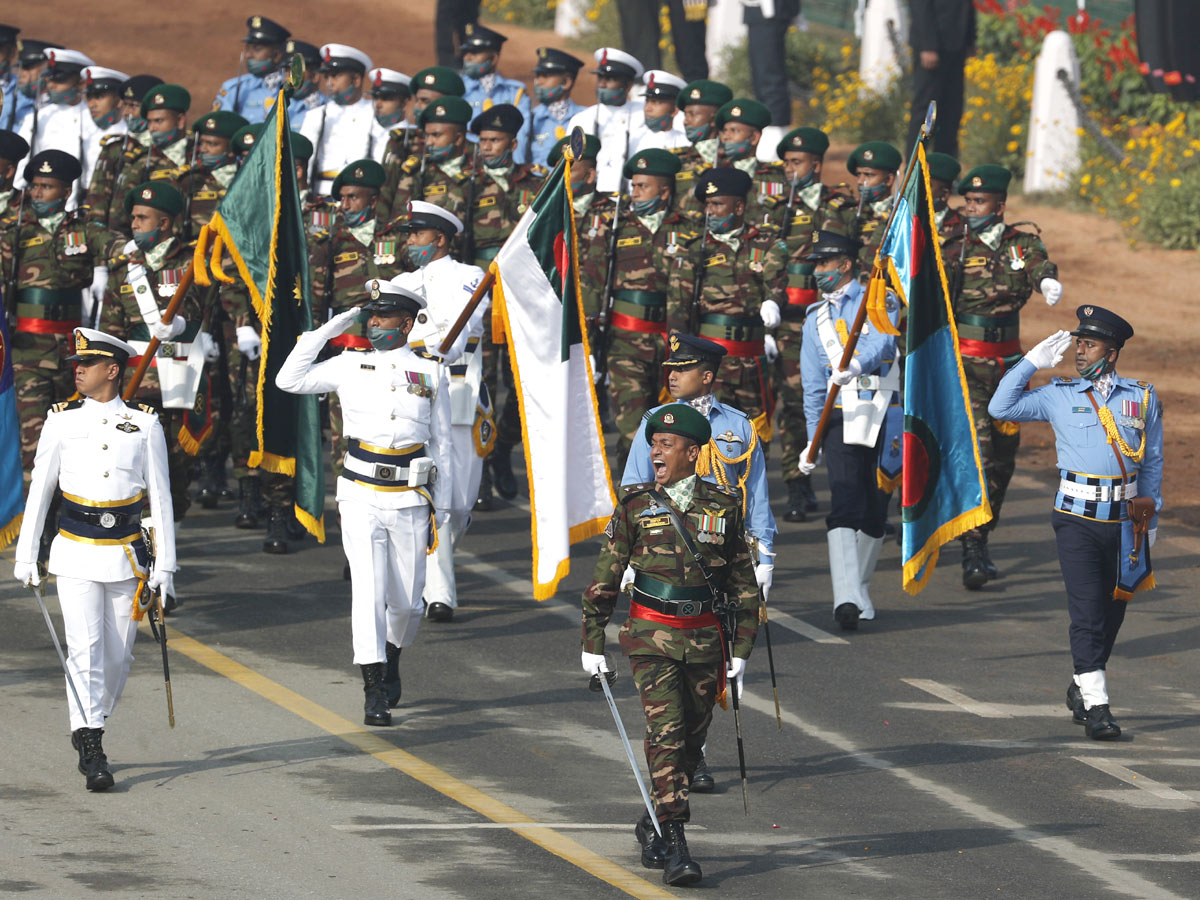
245, 134, 255, 145
76, 333, 89, 350
647, 73, 656, 89
354, 166, 364, 178
793, 137, 803, 147
424, 73, 435, 85
370, 280, 381, 299
670, 335, 680, 351
47, 51, 56, 65
538, 48, 547, 58
971, 175, 982, 187
251, 16, 262, 28
689, 88, 700, 99
662, 412, 675, 425
636, 157, 647, 169
1084, 306, 1094, 317
374, 71, 383, 87
435, 105, 446, 116
730, 106, 741, 117
704, 181, 718, 195
465, 24, 474, 35
141, 187, 153, 200
600, 49, 609, 67
153, 93, 164, 105
286, 40, 295, 53
862, 149, 874, 161
39, 161, 52, 173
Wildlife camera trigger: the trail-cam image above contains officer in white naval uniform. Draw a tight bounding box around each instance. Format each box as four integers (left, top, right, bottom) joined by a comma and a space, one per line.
568, 47, 646, 193
390, 201, 486, 624
15, 48, 94, 206
631, 70, 689, 154
300, 44, 381, 196
276, 281, 453, 727
79, 66, 129, 192
13, 327, 176, 792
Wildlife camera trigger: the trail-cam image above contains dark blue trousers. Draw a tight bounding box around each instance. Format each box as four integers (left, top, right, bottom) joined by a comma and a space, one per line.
824, 412, 889, 538
1052, 511, 1128, 673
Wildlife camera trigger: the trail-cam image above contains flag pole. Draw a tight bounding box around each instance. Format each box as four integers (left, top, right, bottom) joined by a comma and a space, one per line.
436, 269, 496, 356
804, 102, 937, 465
122, 262, 197, 401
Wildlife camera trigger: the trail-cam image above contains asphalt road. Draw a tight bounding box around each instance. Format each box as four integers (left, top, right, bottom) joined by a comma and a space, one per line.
2, 455, 1198, 899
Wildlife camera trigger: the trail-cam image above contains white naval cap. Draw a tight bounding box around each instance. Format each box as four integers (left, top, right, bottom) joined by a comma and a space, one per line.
642, 69, 687, 98
368, 67, 412, 94
405, 199, 463, 235
363, 278, 426, 313
319, 43, 372, 75
82, 66, 131, 92
69, 327, 137, 363
44, 48, 95, 75
592, 47, 643, 79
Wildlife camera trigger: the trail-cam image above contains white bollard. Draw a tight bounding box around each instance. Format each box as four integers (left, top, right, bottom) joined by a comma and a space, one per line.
1024, 30, 1081, 193
554, 0, 591, 39
859, 0, 907, 94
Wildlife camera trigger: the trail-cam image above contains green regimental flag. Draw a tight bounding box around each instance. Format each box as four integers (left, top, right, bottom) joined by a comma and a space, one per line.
194, 90, 325, 542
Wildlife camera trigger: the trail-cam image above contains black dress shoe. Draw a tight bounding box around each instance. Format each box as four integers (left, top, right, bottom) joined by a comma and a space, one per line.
834, 602, 860, 631
635, 812, 666, 870
360, 663, 391, 727
427, 601, 454, 622
1085, 704, 1121, 740
689, 754, 715, 793
384, 643, 402, 708
79, 728, 114, 792
1066, 682, 1087, 725
662, 821, 702, 886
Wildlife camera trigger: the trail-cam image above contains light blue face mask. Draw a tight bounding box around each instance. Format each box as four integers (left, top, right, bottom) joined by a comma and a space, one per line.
406, 242, 437, 268
814, 270, 843, 294
343, 206, 373, 227
464, 59, 495, 79
246, 57, 275, 77
367, 325, 403, 351
631, 196, 664, 216
720, 138, 753, 161
534, 83, 567, 104
707, 212, 737, 234
966, 212, 998, 232
859, 182, 890, 204
151, 127, 180, 147
31, 198, 67, 218
597, 86, 625, 106
132, 226, 162, 250
483, 149, 513, 170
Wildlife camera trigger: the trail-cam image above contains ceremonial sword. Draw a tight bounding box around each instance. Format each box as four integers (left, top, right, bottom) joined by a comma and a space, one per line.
28, 583, 88, 725
590, 667, 662, 838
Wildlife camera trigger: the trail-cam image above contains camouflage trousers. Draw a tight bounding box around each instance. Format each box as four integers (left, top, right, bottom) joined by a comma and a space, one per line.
628, 653, 720, 823
606, 329, 668, 465
773, 317, 808, 480
716, 354, 773, 439
12, 332, 75, 471
225, 344, 292, 508
481, 331, 521, 448
962, 353, 1021, 535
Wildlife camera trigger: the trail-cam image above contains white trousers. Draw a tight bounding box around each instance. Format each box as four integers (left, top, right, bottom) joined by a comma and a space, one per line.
57, 576, 140, 731
423, 423, 485, 610
340, 500, 428, 665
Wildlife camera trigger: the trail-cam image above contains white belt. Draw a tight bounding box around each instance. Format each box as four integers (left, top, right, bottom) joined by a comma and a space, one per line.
1058, 478, 1137, 502
850, 374, 883, 390
128, 340, 194, 363
343, 453, 410, 482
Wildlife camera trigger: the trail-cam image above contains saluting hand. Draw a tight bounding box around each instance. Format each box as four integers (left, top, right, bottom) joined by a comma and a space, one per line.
319, 306, 364, 338
1024, 330, 1073, 370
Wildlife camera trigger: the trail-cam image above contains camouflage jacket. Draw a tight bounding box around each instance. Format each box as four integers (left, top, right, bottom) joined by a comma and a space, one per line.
603, 206, 693, 327
582, 479, 758, 663
301, 196, 341, 323
667, 223, 785, 335
84, 133, 148, 230
468, 164, 543, 260
936, 204, 968, 246
770, 182, 857, 312
944, 221, 1057, 319
309, 217, 408, 333
1, 208, 105, 326
573, 192, 618, 320
105, 135, 196, 236
176, 162, 239, 241
378, 151, 472, 224
673, 149, 791, 229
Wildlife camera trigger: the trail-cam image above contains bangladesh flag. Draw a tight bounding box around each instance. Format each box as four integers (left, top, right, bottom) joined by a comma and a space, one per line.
0, 303, 22, 547
489, 135, 615, 599
193, 91, 326, 542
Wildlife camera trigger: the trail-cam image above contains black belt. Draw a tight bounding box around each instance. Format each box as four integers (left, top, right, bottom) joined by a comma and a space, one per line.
64, 509, 138, 528
631, 572, 716, 615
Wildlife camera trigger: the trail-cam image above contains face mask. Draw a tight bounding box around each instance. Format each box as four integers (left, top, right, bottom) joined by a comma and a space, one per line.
31, 198, 66, 218
707, 212, 737, 234
427, 141, 457, 162
246, 57, 275, 77
375, 110, 405, 129
720, 138, 753, 161
292, 79, 318, 100
1078, 355, 1115, 381
48, 87, 80, 106
463, 59, 495, 79
859, 182, 890, 204
91, 107, 121, 129
534, 83, 567, 104
966, 212, 997, 232
18, 80, 37, 99
631, 196, 664, 217
483, 149, 513, 170
645, 112, 673, 133
126, 114, 148, 133
343, 206, 373, 227
685, 123, 714, 143
200, 152, 233, 169
597, 86, 625, 106
332, 85, 359, 106
569, 177, 591, 194
789, 169, 816, 191
814, 270, 844, 294
132, 226, 162, 250
367, 325, 403, 351
406, 242, 438, 268
151, 127, 180, 147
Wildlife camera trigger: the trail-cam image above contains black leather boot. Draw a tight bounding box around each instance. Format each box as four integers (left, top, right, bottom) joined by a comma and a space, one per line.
1066, 682, 1087, 725
635, 811, 666, 870
361, 663, 391, 726
783, 479, 807, 523
798, 475, 818, 512
474, 463, 496, 512
262, 508, 289, 554
79, 728, 114, 792
978, 531, 999, 579
662, 821, 702, 886
961, 534, 988, 590
491, 443, 518, 499
71, 728, 87, 775
384, 643, 402, 708
196, 454, 221, 509
689, 753, 715, 793
234, 477, 261, 529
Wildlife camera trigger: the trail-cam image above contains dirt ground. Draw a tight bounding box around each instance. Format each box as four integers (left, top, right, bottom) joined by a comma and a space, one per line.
34, 2, 1196, 526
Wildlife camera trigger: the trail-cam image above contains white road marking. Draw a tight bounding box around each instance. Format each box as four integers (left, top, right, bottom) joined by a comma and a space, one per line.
766, 608, 849, 645
334, 822, 705, 832
1073, 757, 1196, 805
901, 679, 1015, 718
1110, 852, 1200, 863
887, 700, 1065, 717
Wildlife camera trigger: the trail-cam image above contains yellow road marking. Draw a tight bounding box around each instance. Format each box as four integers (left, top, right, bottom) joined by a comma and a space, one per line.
165, 628, 678, 900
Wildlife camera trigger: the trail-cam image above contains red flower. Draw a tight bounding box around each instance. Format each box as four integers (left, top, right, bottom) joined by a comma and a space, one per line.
1164, 71, 1183, 85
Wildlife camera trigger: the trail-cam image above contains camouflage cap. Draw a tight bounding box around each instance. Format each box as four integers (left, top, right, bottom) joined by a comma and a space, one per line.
847, 140, 901, 174
419, 95, 473, 127
192, 110, 249, 139
24, 149, 81, 184
411, 66, 466, 97
645, 403, 711, 446
957, 163, 1012, 195
231, 123, 264, 154
926, 152, 961, 185
124, 180, 184, 218
622, 147, 681, 179
332, 159, 386, 195
676, 79, 733, 111
140, 83, 191, 116
547, 133, 599, 167
776, 126, 829, 159
715, 97, 771, 130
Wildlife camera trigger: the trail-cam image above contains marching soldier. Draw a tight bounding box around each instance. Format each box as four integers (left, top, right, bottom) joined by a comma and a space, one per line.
674, 80, 733, 169
582, 402, 758, 886
927, 151, 965, 241
5, 39, 59, 133
770, 126, 854, 522
843, 140, 901, 277
632, 70, 688, 153
552, 134, 612, 321
694, 98, 788, 227
0, 129, 28, 218
15, 48, 94, 205
84, 73, 163, 231
0, 24, 18, 129
667, 167, 784, 442
944, 164, 1062, 587
212, 15, 292, 123
460, 24, 531, 164
798, 231, 899, 631
528, 48, 585, 170
80, 66, 129, 193
178, 110, 248, 240
367, 67, 414, 164
989, 308, 1161, 739
568, 47, 647, 194
300, 44, 377, 197
391, 201, 486, 622
13, 327, 176, 792
276, 280, 453, 727
284, 39, 327, 128
410, 65, 466, 117
382, 95, 474, 224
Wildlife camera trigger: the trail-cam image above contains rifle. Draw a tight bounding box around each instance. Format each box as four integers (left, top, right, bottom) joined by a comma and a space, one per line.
592, 189, 622, 382
461, 145, 479, 264
779, 175, 799, 244
180, 138, 200, 243
687, 212, 710, 335
4, 186, 26, 320
413, 141, 428, 202
311, 104, 329, 193
948, 222, 968, 305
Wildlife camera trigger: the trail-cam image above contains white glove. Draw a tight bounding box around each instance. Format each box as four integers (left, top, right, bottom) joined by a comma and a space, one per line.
435, 508, 451, 531
759, 299, 781, 329
236, 325, 262, 361
754, 562, 773, 594
619, 565, 636, 592
319, 306, 363, 338
89, 265, 108, 310
149, 314, 186, 342
830, 356, 862, 386
798, 440, 821, 476
581, 651, 610, 676
13, 561, 39, 587
197, 331, 220, 363
148, 568, 174, 599
1148, 528, 1157, 549
1024, 329, 1072, 370
1040, 277, 1063, 306
726, 657, 747, 699
763, 334, 779, 363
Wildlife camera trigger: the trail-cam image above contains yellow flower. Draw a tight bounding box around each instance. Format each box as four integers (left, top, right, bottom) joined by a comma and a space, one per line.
1006, 141, 1019, 152
1080, 173, 1092, 185
1010, 124, 1023, 135
1170, 178, 1182, 187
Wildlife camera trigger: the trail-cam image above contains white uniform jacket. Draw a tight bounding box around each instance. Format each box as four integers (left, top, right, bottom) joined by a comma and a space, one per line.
300, 97, 384, 195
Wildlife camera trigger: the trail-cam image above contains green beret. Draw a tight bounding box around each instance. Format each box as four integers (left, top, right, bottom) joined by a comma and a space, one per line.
676, 79, 733, 111
192, 110, 249, 140
847, 141, 901, 174
957, 163, 1012, 195
290, 131, 314, 162
140, 83, 191, 116
547, 134, 599, 168
332, 159, 386, 196
411, 66, 466, 97
124, 181, 184, 218
776, 126, 829, 160
418, 96, 473, 127
231, 123, 264, 154
644, 403, 711, 446
715, 98, 771, 130
622, 148, 681, 179
926, 152, 961, 185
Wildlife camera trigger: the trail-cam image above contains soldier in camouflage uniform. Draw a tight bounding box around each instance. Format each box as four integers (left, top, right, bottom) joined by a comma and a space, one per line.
944, 164, 1063, 587
550, 134, 612, 332
84, 74, 164, 231
927, 151, 966, 244
769, 126, 855, 522
581, 403, 757, 887
380, 95, 474, 227
668, 167, 784, 441
177, 110, 247, 242
840, 141, 901, 280
669, 79, 733, 209
0, 129, 29, 219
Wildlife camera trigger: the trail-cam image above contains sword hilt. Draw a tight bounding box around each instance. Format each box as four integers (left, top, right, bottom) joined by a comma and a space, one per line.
588, 668, 618, 693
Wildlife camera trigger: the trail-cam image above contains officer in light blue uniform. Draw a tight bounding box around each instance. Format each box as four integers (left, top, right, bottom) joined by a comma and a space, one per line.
284, 39, 327, 130
989, 306, 1163, 741
799, 230, 899, 631
212, 15, 292, 124
459, 23, 532, 165
4, 39, 58, 132
527, 47, 586, 170
0, 24, 19, 131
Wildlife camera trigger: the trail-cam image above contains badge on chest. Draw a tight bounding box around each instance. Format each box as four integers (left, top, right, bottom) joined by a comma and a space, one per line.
695, 510, 726, 544
405, 370, 434, 398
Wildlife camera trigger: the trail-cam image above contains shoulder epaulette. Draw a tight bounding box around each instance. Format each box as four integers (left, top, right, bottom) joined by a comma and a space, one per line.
621, 482, 655, 501
401, 155, 420, 174
100, 134, 123, 147
725, 405, 749, 420
1056, 377, 1075, 384
50, 398, 84, 413
677, 230, 702, 244
669, 146, 688, 156
149, 168, 180, 181
827, 194, 849, 208
125, 400, 158, 416
1004, 221, 1043, 238
530, 164, 549, 178
411, 348, 439, 361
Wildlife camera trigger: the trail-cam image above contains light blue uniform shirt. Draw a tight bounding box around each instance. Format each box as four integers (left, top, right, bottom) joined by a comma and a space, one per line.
462, 74, 531, 164
622, 397, 777, 554
287, 89, 327, 130
212, 69, 288, 123
1, 72, 28, 131
528, 99, 586, 169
